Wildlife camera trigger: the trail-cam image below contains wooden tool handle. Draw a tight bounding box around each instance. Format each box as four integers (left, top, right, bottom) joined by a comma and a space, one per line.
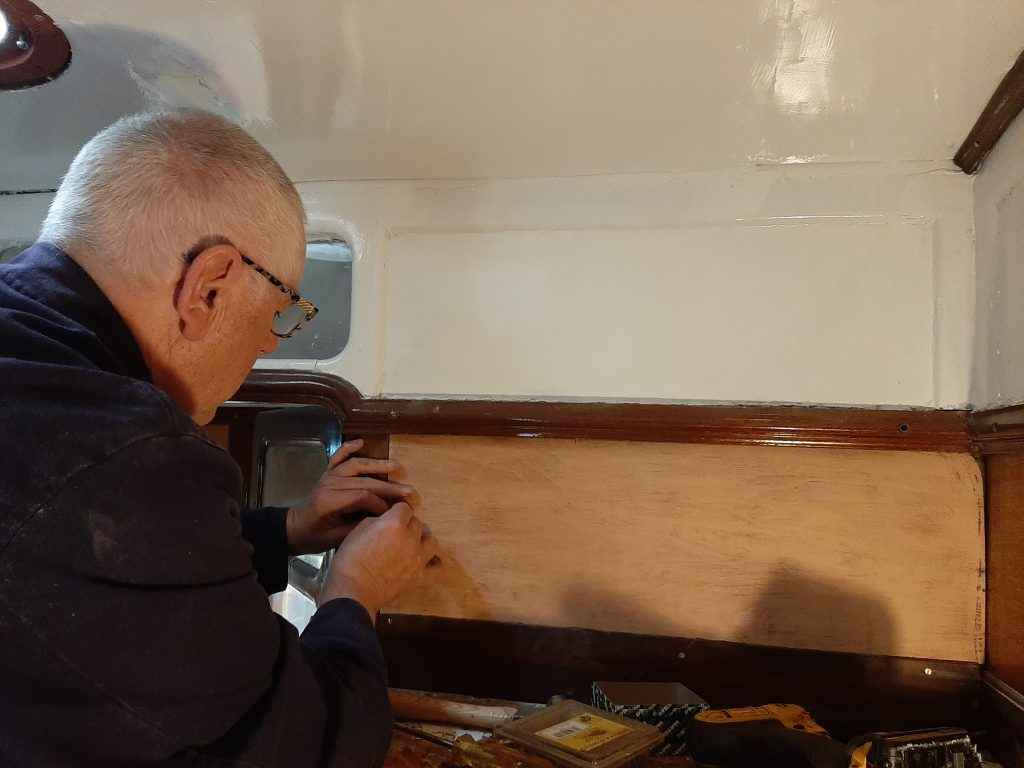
389, 689, 517, 729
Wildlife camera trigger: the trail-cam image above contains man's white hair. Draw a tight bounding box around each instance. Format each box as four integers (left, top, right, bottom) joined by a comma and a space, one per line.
40, 109, 305, 285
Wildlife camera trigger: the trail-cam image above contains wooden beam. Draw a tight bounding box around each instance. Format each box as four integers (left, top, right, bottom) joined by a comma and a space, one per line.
955, 47, 1024, 174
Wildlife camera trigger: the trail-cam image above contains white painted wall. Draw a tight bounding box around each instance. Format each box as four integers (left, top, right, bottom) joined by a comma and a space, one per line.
0, 195, 51, 247
973, 115, 1024, 410
291, 163, 974, 406
0, 163, 977, 407
2, 1, 1014, 407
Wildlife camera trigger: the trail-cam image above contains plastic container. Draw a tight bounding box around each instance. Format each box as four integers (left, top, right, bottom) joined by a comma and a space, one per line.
495, 699, 662, 768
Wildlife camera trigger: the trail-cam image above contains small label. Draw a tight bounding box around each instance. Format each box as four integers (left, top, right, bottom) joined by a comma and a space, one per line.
536, 714, 633, 753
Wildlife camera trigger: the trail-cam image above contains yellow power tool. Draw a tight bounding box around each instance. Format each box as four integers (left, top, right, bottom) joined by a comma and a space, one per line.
685, 704, 980, 768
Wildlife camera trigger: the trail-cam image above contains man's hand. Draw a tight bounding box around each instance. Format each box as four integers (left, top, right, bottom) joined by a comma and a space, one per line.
319, 502, 442, 619
286, 439, 414, 556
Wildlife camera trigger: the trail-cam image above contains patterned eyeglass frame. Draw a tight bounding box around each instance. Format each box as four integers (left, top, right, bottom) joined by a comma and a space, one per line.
183, 246, 319, 339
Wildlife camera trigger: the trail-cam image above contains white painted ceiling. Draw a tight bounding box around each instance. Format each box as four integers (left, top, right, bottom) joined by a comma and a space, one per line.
1, 0, 1023, 191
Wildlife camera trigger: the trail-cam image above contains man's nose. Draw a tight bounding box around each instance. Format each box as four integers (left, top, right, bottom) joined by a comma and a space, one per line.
259, 330, 280, 356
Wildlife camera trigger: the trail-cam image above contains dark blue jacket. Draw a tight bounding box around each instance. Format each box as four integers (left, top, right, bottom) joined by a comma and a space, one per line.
0, 243, 391, 767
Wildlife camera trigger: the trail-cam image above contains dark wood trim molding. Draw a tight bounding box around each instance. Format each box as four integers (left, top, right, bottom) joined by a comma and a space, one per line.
955, 47, 1024, 174
354, 398, 970, 452
226, 371, 391, 459
230, 371, 972, 452
378, 614, 980, 742
232, 370, 364, 423
970, 402, 1024, 454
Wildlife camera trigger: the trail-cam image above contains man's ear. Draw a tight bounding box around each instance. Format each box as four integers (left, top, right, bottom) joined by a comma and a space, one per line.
175, 244, 240, 342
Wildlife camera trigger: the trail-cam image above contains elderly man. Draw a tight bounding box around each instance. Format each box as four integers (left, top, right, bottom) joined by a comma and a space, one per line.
0, 109, 441, 767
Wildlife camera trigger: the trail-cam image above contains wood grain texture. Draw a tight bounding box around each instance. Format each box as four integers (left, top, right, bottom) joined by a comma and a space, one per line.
386, 435, 984, 662
985, 454, 1024, 689
955, 47, 1024, 174
972, 403, 1024, 765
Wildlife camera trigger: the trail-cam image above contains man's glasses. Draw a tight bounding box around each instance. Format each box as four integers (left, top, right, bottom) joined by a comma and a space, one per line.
183, 245, 319, 339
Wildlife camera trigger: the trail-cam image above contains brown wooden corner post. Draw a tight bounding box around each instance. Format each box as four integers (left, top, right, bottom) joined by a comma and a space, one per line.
970, 405, 1024, 768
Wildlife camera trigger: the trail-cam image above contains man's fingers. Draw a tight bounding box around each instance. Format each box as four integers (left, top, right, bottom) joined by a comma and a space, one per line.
321, 476, 414, 499
327, 439, 364, 469
421, 534, 439, 563
386, 501, 415, 526
327, 441, 403, 478
313, 488, 391, 521
330, 456, 401, 478
349, 491, 390, 517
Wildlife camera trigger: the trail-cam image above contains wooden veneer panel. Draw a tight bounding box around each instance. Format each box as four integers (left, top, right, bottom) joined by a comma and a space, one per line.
986, 454, 1024, 689
386, 435, 984, 662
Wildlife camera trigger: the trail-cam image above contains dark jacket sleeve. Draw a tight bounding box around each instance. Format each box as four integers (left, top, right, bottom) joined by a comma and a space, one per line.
241, 506, 291, 594
0, 433, 391, 768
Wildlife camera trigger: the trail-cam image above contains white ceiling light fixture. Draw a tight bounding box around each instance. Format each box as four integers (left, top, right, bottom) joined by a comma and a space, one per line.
0, 11, 9, 45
